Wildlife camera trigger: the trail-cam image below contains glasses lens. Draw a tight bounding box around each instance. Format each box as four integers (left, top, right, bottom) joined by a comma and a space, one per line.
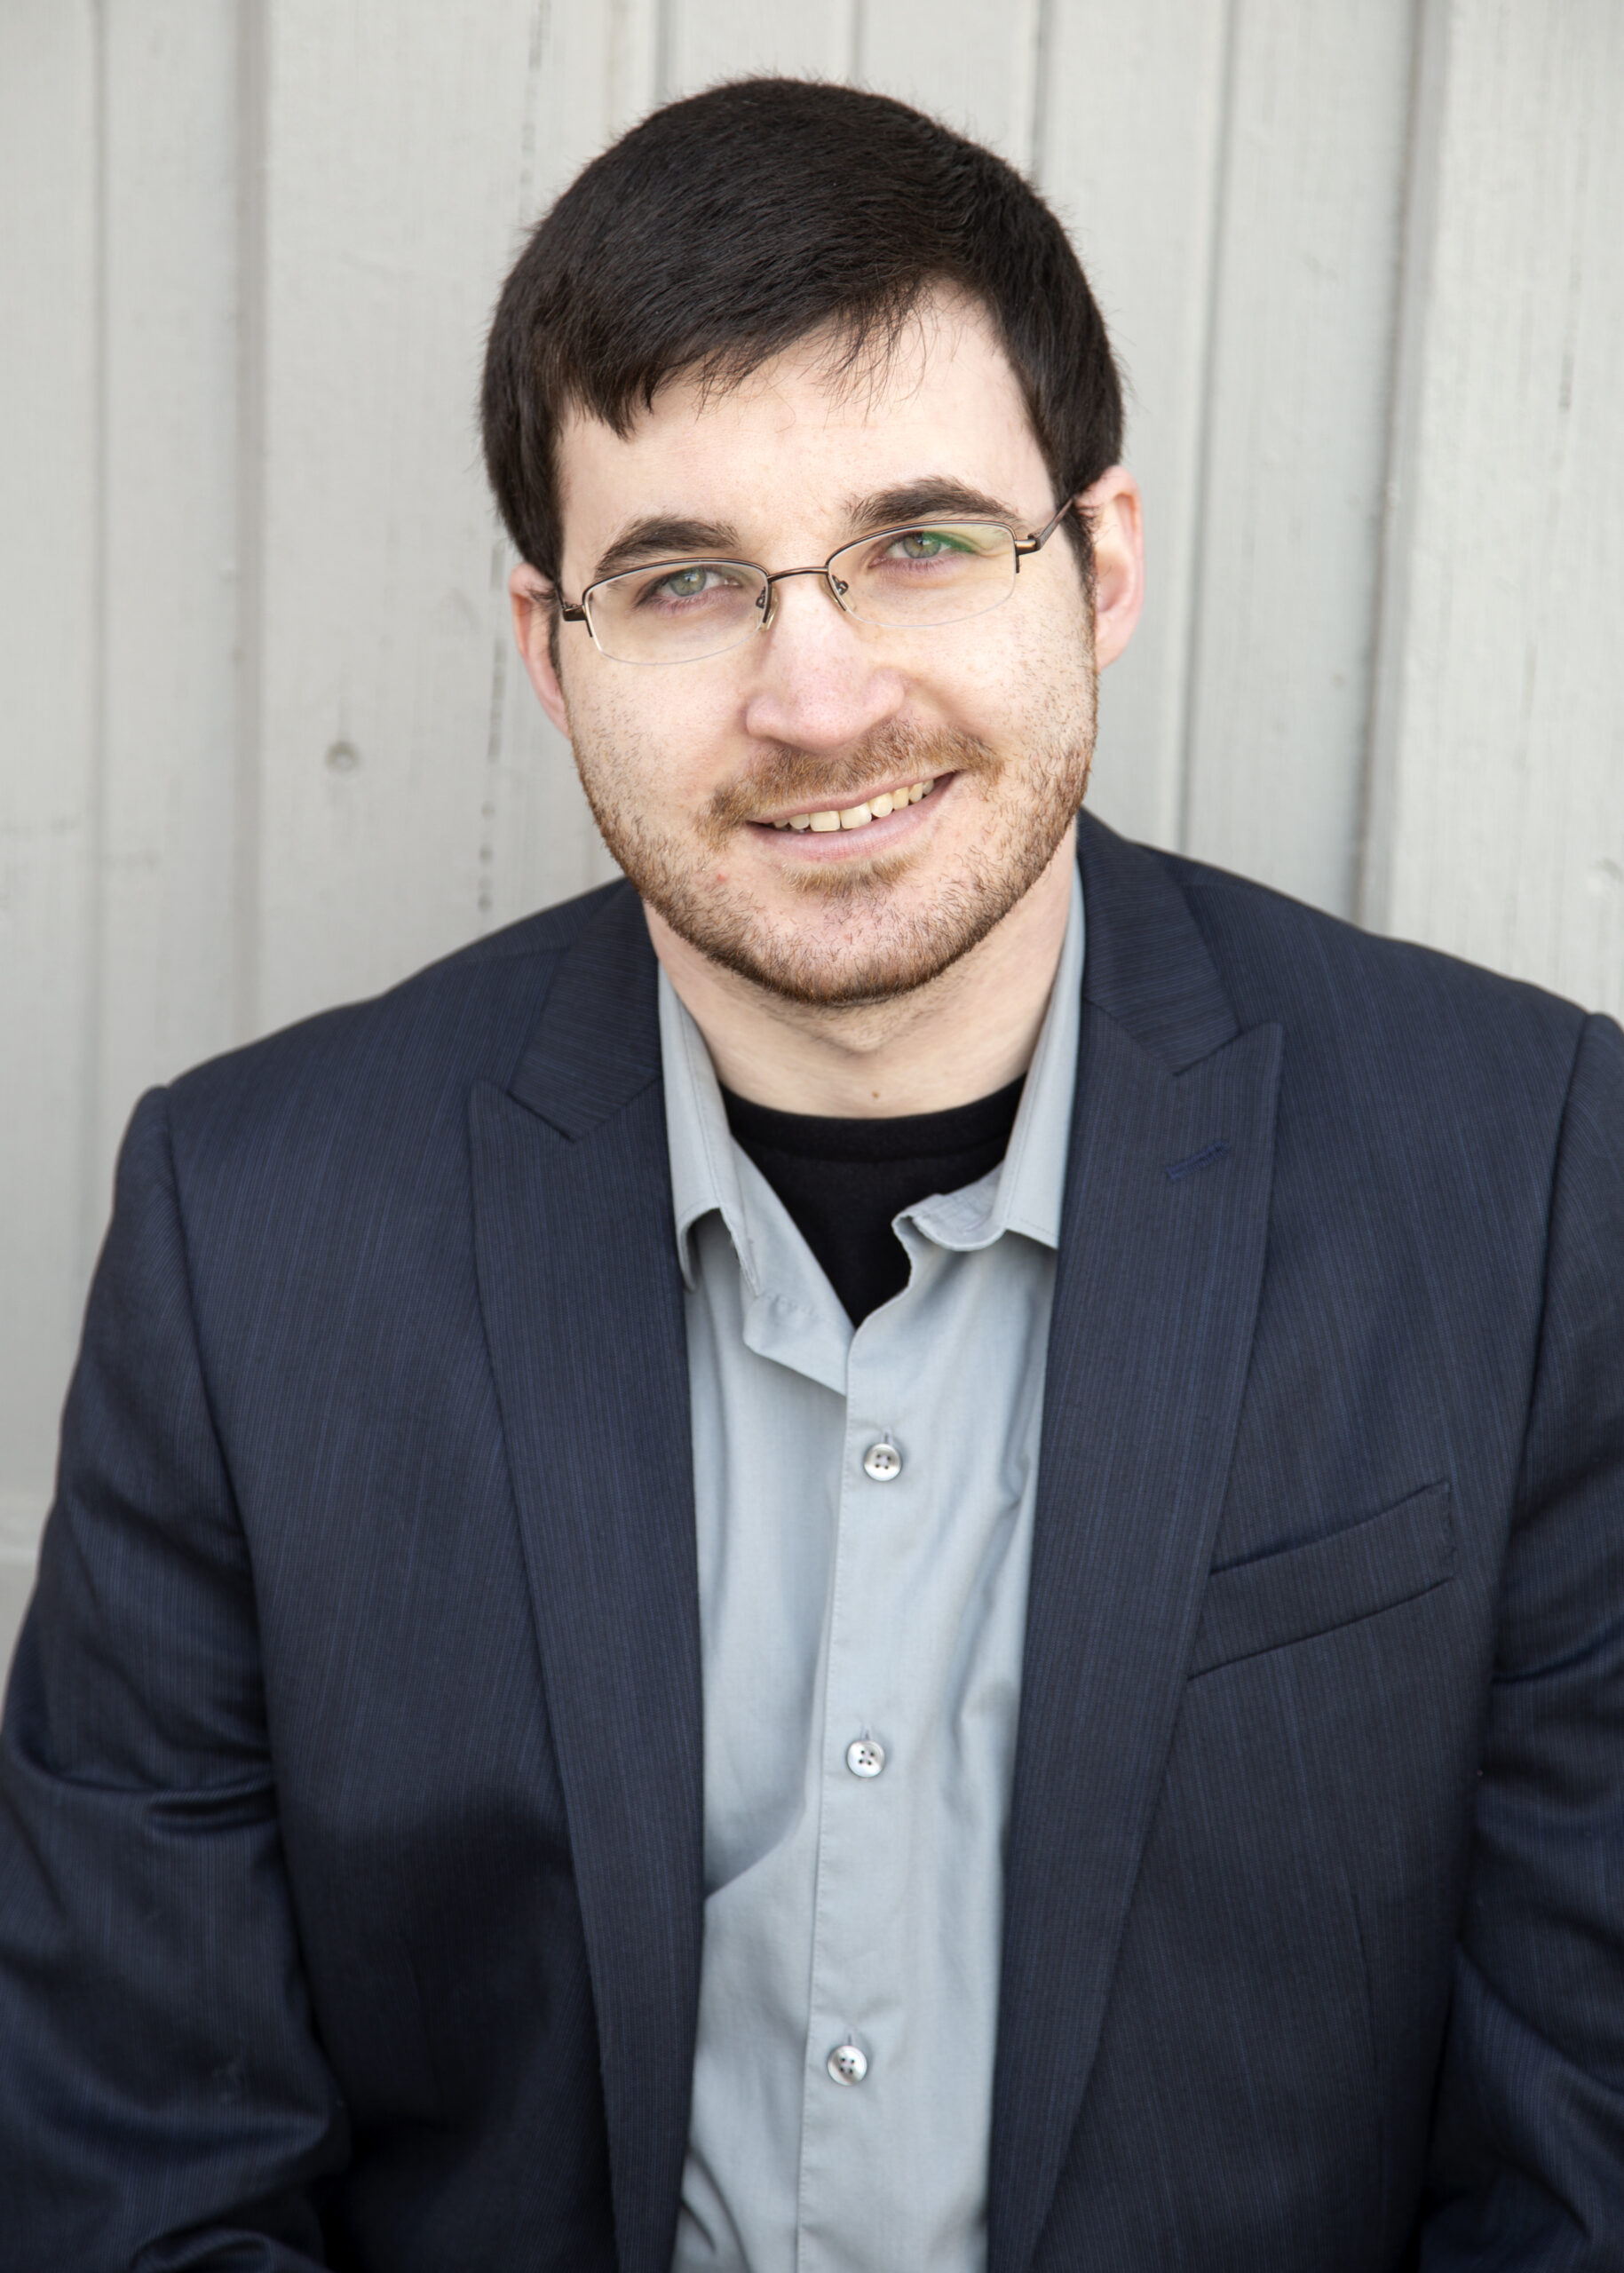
831, 522, 1017, 629
585, 560, 768, 663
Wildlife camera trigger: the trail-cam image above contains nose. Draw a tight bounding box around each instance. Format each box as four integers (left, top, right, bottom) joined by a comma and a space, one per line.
739, 569, 907, 754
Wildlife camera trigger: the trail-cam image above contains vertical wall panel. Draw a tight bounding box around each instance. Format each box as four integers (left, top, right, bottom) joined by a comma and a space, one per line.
95, 4, 242, 1207
250, 1, 632, 1038
1181, 0, 1414, 916
857, 0, 1043, 165
486, 1, 661, 926
1038, 0, 1231, 855
1365, 0, 1624, 1017
661, 0, 853, 94
0, 4, 99, 1648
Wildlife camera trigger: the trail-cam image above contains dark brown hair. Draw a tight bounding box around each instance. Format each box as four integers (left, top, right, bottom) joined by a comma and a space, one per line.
481, 77, 1122, 591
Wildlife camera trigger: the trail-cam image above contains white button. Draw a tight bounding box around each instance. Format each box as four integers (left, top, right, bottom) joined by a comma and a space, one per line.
846, 1738, 885, 1778
827, 2039, 868, 2087
862, 1439, 902, 1481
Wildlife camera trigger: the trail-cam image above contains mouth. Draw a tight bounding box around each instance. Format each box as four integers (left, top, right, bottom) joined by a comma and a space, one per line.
751, 773, 943, 841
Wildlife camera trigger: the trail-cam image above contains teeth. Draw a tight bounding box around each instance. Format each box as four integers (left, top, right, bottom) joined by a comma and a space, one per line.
777, 777, 937, 834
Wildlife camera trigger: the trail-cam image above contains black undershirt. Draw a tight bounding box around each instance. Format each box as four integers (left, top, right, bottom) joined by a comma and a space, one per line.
721, 1077, 1026, 1327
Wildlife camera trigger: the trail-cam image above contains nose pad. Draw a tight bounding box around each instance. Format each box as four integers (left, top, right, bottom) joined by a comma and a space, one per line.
758, 569, 856, 634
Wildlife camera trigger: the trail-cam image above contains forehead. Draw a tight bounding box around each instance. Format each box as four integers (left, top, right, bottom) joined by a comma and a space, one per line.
553, 291, 1049, 554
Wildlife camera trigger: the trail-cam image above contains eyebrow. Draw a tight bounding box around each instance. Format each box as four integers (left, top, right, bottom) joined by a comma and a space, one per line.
590, 516, 745, 582
841, 479, 1029, 535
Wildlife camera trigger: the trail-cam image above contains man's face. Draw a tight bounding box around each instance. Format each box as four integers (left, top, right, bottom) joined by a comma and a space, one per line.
516, 292, 1137, 1007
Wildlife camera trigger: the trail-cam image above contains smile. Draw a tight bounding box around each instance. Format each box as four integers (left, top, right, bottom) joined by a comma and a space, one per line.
764, 777, 939, 834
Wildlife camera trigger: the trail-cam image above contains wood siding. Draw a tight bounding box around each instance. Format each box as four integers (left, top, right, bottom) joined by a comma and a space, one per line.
3, 0, 1621, 1665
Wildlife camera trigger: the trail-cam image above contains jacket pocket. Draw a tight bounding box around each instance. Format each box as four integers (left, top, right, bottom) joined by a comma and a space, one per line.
1189, 1480, 1454, 1678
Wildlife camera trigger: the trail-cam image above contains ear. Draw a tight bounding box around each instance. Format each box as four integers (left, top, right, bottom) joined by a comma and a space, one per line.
508, 563, 572, 738
1077, 465, 1145, 670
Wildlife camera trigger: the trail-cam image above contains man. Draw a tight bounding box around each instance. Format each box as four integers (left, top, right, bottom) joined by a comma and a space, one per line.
2, 73, 1621, 2272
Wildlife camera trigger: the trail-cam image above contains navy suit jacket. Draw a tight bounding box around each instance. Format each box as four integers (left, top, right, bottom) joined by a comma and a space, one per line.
4, 813, 1622, 2270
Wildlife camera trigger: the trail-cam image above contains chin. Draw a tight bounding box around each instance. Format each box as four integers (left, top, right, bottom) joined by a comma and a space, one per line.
670, 870, 1032, 1008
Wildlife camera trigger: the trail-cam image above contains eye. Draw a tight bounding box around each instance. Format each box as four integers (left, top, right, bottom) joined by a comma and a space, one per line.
636, 562, 741, 607
882, 527, 978, 564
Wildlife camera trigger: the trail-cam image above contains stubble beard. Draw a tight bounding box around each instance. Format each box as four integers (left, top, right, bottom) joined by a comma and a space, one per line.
572, 684, 1097, 1010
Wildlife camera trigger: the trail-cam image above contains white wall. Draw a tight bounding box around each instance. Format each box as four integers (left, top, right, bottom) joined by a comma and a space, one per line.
4, 0, 1622, 1670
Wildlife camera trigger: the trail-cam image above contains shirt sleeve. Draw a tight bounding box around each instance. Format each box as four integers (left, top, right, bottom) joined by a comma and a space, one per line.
0, 1087, 346, 2269
1421, 1010, 1624, 2266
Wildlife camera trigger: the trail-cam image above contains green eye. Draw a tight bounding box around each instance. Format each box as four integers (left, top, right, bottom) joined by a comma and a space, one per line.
888, 527, 977, 563
658, 565, 714, 600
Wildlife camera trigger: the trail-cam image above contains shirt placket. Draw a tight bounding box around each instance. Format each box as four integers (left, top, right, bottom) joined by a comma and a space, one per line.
795, 1303, 920, 2271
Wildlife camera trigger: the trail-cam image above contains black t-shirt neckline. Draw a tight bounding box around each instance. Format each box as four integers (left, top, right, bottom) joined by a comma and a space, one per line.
721, 1077, 1026, 1326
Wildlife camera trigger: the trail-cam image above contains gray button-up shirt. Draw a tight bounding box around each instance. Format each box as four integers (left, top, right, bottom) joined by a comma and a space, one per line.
666, 866, 1084, 2273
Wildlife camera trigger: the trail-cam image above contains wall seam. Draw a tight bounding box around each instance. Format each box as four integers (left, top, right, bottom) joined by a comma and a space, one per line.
1175, 0, 1242, 858
1358, 0, 1452, 934
234, 0, 267, 1043
80, 0, 110, 1285
1027, 0, 1054, 181
654, 0, 672, 106
846, 0, 867, 83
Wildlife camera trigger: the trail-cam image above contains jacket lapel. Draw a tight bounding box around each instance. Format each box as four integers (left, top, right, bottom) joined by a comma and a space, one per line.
470, 883, 701, 2273
988, 818, 1283, 2273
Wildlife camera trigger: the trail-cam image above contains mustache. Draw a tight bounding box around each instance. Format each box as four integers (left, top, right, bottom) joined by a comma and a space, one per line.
709, 724, 1001, 828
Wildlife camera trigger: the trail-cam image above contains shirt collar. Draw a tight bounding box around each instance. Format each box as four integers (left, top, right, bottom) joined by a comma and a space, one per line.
661, 962, 757, 1294
660, 854, 1085, 1290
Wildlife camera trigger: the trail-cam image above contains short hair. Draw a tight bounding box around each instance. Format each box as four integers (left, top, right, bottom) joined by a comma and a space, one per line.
481, 76, 1123, 595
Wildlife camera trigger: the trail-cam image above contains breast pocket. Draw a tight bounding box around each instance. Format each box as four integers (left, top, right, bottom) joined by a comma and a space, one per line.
1189, 1481, 1454, 1678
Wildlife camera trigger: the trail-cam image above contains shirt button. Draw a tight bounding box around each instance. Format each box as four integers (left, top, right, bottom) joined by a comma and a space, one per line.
862, 1439, 902, 1482
845, 1738, 885, 1778
827, 2039, 868, 2087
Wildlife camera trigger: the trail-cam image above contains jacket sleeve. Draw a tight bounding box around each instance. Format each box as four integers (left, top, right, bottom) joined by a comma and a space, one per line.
1422, 1011, 1624, 2266
0, 1089, 346, 2269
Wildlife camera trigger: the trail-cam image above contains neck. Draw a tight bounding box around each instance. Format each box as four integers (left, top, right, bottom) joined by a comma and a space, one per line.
646, 827, 1075, 1117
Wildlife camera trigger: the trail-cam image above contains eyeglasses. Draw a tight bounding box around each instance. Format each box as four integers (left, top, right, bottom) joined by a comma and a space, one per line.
558, 499, 1074, 665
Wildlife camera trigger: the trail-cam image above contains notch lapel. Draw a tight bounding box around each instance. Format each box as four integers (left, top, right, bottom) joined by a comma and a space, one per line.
471, 884, 701, 2273
988, 820, 1283, 2273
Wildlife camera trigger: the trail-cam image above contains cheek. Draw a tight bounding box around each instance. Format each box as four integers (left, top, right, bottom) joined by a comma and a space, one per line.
936, 622, 1075, 745
567, 666, 741, 811
1005, 589, 1095, 709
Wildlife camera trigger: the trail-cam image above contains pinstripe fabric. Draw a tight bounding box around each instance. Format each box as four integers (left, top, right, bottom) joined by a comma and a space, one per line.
1, 814, 1620, 2271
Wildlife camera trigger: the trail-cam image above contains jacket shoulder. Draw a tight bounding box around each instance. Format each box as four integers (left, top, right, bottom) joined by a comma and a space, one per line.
1150, 839, 1592, 1074
159, 878, 634, 1168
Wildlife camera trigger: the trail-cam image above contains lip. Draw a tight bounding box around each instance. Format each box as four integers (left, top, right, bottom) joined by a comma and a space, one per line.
745, 772, 954, 856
